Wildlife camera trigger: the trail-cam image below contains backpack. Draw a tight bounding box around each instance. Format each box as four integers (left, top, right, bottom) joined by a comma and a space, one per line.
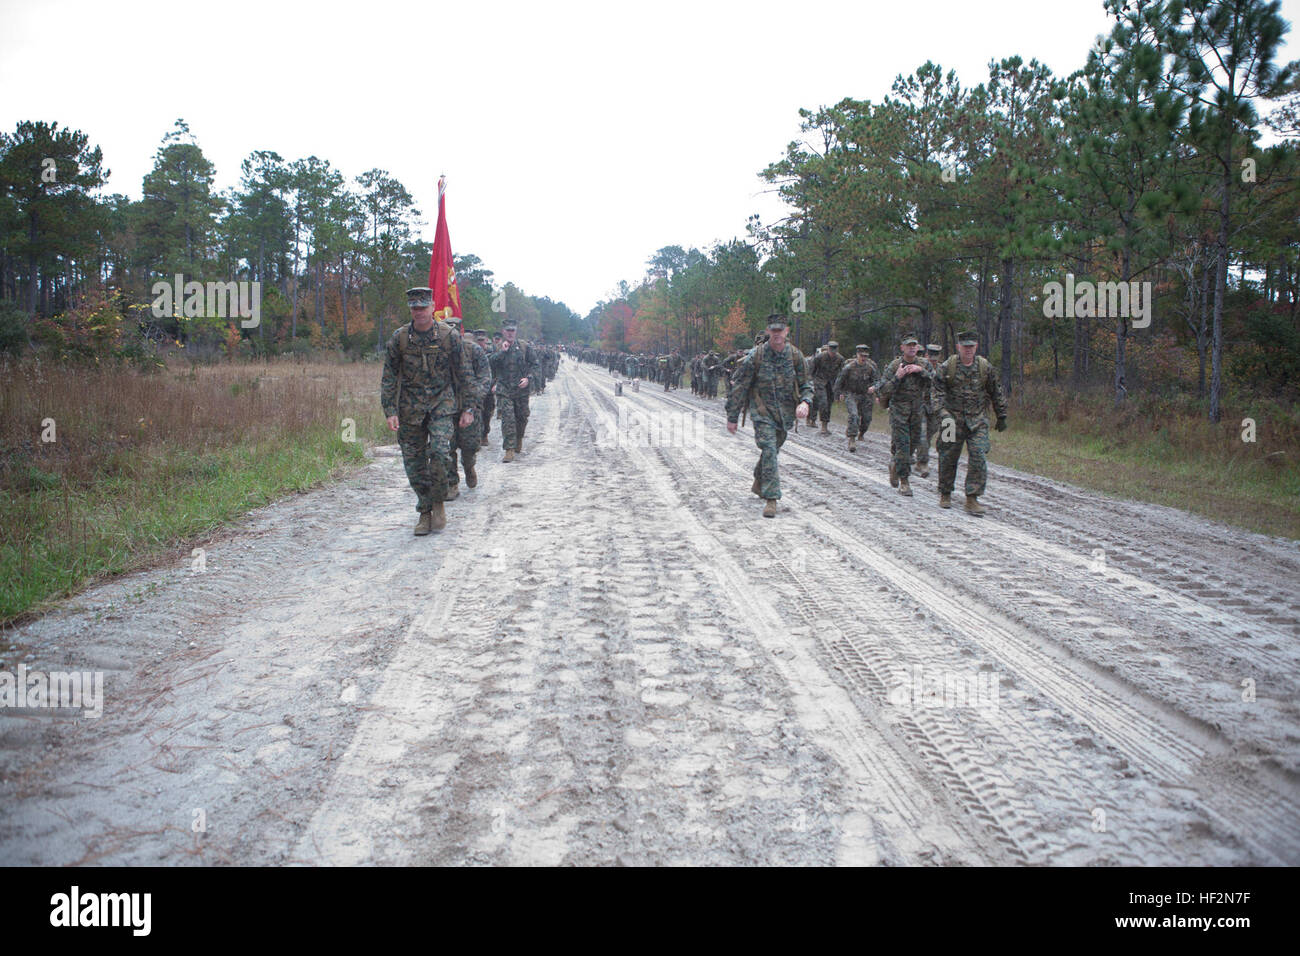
744, 341, 805, 423
936, 355, 992, 411
394, 320, 459, 409
879, 355, 938, 411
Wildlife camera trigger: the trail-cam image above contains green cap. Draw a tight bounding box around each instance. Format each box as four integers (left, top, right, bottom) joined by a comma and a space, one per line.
900, 334, 920, 346
956, 330, 978, 345
406, 287, 433, 308
926, 343, 942, 354
827, 340, 838, 349
855, 344, 870, 352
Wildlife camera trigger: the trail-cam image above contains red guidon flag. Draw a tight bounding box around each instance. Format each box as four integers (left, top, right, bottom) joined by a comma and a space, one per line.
429, 175, 461, 320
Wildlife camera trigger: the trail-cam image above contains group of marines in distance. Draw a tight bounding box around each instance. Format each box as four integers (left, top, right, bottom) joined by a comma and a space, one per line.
384, 286, 1006, 532
578, 313, 1008, 520
379, 286, 561, 536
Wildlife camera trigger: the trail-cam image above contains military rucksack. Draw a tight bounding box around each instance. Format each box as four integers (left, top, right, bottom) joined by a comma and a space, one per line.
394, 320, 459, 409
879, 355, 936, 411
936, 354, 993, 411
744, 340, 805, 424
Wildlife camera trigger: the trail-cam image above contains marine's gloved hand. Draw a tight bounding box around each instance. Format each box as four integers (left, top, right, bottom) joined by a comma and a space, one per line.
995, 416, 1007, 432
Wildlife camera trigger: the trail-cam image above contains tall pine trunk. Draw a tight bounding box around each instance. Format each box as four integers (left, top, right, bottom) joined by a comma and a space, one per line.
999, 257, 1015, 396
1209, 167, 1230, 424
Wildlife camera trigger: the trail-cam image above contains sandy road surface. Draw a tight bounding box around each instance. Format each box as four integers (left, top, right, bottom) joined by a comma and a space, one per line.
1, 359, 1297, 865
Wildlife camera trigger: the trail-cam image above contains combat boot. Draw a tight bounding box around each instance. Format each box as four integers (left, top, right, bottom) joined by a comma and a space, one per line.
917, 462, 930, 478
503, 448, 515, 463
889, 461, 899, 487
445, 483, 459, 501
939, 493, 952, 509
763, 499, 778, 518
819, 421, 829, 435
414, 511, 433, 536
752, 477, 761, 496
430, 500, 447, 531
965, 495, 986, 516
464, 462, 477, 488
899, 478, 912, 497
847, 435, 857, 453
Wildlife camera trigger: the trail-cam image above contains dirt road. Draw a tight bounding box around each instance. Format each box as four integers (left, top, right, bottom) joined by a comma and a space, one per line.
2, 359, 1298, 865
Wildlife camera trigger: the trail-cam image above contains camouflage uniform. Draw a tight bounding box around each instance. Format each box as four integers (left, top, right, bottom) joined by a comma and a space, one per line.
490, 338, 540, 453
833, 355, 879, 437
725, 340, 814, 500
380, 321, 476, 513
932, 354, 1008, 498
810, 347, 843, 425
450, 334, 493, 485
478, 338, 496, 443
875, 353, 934, 481
920, 350, 943, 458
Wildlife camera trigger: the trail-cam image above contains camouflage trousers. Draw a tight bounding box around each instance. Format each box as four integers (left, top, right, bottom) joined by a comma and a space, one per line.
844, 393, 873, 437
888, 404, 925, 479
397, 410, 456, 512
920, 408, 941, 455
812, 381, 835, 424
496, 388, 530, 451
751, 416, 789, 500
937, 418, 991, 497
481, 389, 495, 441
449, 409, 482, 484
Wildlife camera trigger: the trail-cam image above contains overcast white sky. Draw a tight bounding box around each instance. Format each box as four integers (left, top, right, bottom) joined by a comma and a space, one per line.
3, 0, 1297, 314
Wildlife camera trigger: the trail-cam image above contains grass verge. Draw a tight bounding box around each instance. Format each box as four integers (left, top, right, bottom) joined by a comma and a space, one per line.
1, 358, 390, 624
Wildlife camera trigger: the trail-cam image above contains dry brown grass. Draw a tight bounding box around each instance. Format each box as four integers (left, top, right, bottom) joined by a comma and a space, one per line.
1, 356, 390, 622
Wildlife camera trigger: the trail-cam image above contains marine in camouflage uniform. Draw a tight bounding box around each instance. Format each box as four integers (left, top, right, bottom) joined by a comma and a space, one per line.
725, 317, 813, 517
918, 343, 944, 463
932, 329, 1008, 515
380, 287, 477, 534
474, 329, 495, 446
447, 321, 493, 496
809, 341, 843, 433
833, 344, 878, 452
873, 334, 933, 496
490, 322, 540, 461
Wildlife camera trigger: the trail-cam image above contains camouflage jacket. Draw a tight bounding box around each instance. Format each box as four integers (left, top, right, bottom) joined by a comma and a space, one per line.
465, 338, 492, 409
380, 320, 475, 420
725, 341, 814, 428
932, 355, 1008, 429
489, 340, 539, 395
876, 355, 934, 413
834, 357, 879, 395
810, 349, 844, 383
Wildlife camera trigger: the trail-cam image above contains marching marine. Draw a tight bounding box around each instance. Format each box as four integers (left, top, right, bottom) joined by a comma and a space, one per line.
446, 319, 493, 499
931, 329, 1008, 515
833, 344, 878, 453
380, 287, 477, 535
725, 316, 813, 518
872, 334, 933, 496
809, 340, 843, 435
490, 322, 540, 462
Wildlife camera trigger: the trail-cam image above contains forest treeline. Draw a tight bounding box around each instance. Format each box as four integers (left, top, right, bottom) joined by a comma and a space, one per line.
588, 0, 1300, 422
2, 0, 1298, 426
0, 119, 584, 361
